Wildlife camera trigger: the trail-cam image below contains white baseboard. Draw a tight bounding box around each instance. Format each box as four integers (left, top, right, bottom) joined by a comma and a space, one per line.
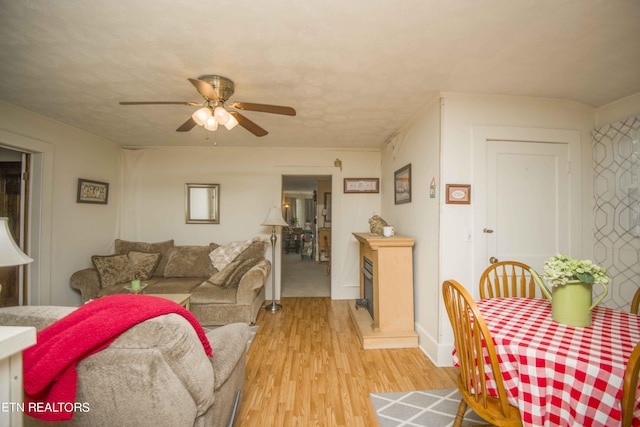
415, 322, 455, 367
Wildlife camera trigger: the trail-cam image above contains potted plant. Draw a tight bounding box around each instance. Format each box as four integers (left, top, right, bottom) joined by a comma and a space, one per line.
531, 253, 610, 327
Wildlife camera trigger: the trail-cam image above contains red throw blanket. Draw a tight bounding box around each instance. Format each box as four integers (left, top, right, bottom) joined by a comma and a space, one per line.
23, 294, 212, 421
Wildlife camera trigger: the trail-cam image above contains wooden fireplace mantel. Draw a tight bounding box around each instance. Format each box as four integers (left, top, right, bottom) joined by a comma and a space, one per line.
349, 232, 418, 349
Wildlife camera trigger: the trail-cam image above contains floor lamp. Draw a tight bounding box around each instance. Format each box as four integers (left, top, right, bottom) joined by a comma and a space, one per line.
261, 207, 288, 312
0, 217, 34, 304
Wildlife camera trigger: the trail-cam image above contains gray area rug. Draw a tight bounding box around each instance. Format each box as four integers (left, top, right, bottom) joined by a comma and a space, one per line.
370, 388, 486, 427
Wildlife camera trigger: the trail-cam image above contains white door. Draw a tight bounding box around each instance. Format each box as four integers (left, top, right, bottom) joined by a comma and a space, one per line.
484, 140, 570, 276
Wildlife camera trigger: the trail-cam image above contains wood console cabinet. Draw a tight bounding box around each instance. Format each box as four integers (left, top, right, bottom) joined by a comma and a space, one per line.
349, 232, 418, 349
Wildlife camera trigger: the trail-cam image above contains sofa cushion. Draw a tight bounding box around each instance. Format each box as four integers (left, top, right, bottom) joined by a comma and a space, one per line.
91, 254, 136, 288
190, 282, 237, 304
144, 277, 204, 294
209, 258, 262, 289
115, 239, 174, 277
164, 246, 216, 278
128, 251, 161, 280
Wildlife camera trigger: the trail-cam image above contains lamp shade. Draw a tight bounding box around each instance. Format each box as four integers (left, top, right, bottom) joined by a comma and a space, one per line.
192, 107, 212, 126
0, 217, 33, 267
224, 114, 239, 130
213, 106, 230, 125
261, 208, 288, 227
204, 116, 218, 131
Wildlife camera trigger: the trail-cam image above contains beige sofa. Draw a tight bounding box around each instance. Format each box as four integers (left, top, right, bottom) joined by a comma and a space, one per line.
0, 305, 251, 427
70, 238, 271, 325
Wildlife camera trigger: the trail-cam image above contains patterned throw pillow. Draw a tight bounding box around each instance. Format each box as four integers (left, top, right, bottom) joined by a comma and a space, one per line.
208, 258, 262, 289
235, 241, 267, 262
91, 254, 136, 288
114, 239, 174, 277
127, 251, 161, 280
163, 246, 215, 278
209, 237, 264, 270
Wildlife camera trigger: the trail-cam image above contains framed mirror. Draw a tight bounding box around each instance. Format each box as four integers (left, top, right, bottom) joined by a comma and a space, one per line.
185, 183, 220, 224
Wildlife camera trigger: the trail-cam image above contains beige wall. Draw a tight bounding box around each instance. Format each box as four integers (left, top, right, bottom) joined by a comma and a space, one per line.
120, 147, 381, 300
0, 101, 121, 306
595, 92, 640, 127
381, 93, 598, 366
380, 95, 442, 360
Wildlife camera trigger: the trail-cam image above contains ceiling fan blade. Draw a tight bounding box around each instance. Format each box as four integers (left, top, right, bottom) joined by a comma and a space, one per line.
229, 102, 296, 116
229, 112, 268, 137
176, 117, 197, 132
188, 78, 218, 100
119, 101, 201, 106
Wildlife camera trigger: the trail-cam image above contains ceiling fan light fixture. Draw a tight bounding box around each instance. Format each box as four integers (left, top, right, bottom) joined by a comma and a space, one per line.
224, 114, 239, 130
204, 116, 218, 131
192, 107, 212, 126
213, 106, 230, 125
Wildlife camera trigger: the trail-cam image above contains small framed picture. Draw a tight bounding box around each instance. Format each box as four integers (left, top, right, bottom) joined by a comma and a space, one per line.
394, 164, 412, 204
446, 184, 471, 204
77, 178, 109, 204
343, 178, 380, 193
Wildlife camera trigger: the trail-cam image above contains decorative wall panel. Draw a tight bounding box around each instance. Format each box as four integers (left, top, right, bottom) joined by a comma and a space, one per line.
592, 115, 640, 310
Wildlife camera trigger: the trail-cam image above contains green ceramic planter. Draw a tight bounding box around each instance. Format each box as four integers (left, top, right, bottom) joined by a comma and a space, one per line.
531, 270, 608, 327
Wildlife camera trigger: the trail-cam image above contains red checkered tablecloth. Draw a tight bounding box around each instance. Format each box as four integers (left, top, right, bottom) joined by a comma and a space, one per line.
469, 298, 640, 427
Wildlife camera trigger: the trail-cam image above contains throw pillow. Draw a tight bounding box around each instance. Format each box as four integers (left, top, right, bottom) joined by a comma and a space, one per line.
209, 237, 261, 271
208, 260, 241, 287
127, 251, 161, 280
163, 245, 215, 278
114, 239, 174, 277
208, 257, 262, 289
91, 254, 136, 288
235, 240, 267, 262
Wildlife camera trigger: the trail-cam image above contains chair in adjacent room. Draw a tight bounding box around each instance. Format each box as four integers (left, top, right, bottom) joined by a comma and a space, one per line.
630, 288, 640, 314
479, 261, 537, 299
442, 279, 523, 427
622, 341, 640, 427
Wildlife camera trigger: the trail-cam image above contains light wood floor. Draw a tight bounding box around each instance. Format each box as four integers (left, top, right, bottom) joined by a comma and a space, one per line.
236, 297, 458, 426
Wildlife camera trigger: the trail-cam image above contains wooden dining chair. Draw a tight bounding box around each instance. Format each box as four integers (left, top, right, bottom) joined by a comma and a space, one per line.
630, 288, 640, 314
622, 340, 640, 427
442, 280, 523, 427
479, 261, 537, 299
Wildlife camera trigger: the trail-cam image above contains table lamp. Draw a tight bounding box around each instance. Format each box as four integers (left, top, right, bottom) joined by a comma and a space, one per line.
261, 207, 288, 312
0, 217, 34, 303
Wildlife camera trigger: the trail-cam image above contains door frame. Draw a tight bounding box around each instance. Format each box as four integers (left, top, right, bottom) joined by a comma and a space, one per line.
271, 166, 339, 300
0, 129, 54, 305
472, 126, 582, 295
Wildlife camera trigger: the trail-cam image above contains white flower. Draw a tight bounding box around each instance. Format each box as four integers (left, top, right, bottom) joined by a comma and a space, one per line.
543, 253, 610, 287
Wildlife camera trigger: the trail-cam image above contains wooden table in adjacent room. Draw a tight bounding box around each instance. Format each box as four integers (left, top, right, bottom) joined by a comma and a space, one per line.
469, 297, 640, 427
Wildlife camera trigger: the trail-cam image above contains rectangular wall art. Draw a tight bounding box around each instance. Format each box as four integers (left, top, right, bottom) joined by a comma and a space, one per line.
394, 164, 412, 204
77, 178, 109, 204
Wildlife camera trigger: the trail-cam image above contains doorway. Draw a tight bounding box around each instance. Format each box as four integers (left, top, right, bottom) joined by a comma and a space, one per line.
472, 126, 581, 297
281, 175, 331, 297
0, 147, 30, 307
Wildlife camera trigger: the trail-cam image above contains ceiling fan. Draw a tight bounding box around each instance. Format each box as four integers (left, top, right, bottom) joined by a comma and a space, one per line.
119, 75, 296, 137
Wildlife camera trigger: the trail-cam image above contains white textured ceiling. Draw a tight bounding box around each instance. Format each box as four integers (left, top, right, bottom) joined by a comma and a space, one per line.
0, 1, 639, 149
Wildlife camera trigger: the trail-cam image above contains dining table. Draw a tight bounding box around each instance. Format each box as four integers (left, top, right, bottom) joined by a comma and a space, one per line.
468, 297, 640, 427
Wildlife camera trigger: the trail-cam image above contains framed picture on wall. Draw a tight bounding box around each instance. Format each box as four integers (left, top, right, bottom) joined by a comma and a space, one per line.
394, 164, 412, 204
77, 178, 109, 204
445, 184, 471, 204
343, 178, 380, 193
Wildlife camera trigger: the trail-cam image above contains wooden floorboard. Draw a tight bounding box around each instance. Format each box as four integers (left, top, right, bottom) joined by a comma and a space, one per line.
236, 297, 458, 426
